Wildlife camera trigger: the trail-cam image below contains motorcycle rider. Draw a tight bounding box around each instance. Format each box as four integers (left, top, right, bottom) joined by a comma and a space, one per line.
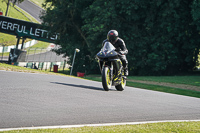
102, 30, 128, 76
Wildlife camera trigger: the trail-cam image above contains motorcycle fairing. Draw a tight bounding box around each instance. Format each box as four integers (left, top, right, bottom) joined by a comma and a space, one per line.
97, 42, 118, 59
96, 41, 125, 88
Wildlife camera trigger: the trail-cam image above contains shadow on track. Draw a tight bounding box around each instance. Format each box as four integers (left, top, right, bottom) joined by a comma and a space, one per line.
51, 82, 104, 91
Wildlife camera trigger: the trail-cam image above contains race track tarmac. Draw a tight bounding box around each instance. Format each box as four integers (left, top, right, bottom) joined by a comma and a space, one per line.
0, 71, 200, 129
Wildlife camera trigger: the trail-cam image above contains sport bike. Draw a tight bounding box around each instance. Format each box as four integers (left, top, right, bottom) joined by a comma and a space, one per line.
96, 42, 126, 91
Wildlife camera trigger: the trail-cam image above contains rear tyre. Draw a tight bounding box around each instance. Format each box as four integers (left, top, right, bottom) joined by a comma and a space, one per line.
102, 67, 112, 91
115, 77, 126, 91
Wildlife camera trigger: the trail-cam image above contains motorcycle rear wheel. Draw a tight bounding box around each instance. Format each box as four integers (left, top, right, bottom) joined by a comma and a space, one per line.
115, 77, 126, 91
102, 67, 112, 91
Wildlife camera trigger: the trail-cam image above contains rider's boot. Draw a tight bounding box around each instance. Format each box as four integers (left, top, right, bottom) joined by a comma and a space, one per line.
124, 67, 128, 78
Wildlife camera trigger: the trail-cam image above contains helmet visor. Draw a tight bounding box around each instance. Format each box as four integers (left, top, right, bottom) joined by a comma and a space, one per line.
108, 36, 118, 43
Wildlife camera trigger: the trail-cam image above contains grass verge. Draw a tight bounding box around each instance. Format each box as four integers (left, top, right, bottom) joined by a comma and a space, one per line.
128, 75, 200, 86
1, 121, 200, 133
83, 75, 200, 98
29, 0, 52, 9
29, 0, 46, 7
0, 63, 50, 74
0, 63, 69, 76
127, 82, 200, 98
0, 1, 38, 22
25, 41, 50, 55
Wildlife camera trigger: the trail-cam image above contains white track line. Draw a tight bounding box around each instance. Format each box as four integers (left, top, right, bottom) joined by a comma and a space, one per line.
0, 120, 200, 131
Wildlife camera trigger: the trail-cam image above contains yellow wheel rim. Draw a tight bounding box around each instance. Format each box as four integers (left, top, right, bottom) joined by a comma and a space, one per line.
121, 72, 126, 87
106, 69, 111, 88
121, 77, 125, 87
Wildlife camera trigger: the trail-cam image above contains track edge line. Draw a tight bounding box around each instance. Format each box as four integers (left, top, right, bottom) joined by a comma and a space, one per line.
1, 119, 200, 131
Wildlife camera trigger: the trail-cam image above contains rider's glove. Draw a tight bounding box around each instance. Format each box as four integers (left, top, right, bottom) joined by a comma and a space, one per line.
118, 51, 124, 55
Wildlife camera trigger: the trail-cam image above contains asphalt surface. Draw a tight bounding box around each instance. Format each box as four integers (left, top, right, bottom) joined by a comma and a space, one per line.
0, 71, 200, 129
16, 0, 44, 22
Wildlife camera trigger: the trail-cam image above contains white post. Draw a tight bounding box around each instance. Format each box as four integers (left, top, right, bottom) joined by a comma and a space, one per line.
70, 48, 80, 75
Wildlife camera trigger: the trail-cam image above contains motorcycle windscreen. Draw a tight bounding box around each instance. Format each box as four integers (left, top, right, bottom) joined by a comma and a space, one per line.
101, 42, 116, 54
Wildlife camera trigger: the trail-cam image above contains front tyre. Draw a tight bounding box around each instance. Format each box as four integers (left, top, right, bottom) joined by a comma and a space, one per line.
102, 67, 112, 91
115, 77, 126, 91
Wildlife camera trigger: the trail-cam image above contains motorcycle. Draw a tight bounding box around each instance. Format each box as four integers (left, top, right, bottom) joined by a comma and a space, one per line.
96, 42, 126, 91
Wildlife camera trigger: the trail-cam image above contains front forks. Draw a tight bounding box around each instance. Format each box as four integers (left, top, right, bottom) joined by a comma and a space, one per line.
99, 61, 113, 82
110, 62, 113, 81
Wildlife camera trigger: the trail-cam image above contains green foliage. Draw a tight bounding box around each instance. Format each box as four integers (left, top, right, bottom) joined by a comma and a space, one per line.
41, 0, 95, 75
0, 33, 17, 46
41, 0, 200, 75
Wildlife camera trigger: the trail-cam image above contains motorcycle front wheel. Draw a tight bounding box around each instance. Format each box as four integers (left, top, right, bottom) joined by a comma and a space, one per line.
102, 67, 112, 91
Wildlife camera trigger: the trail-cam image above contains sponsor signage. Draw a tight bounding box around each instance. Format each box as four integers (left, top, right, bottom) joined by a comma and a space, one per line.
0, 16, 58, 43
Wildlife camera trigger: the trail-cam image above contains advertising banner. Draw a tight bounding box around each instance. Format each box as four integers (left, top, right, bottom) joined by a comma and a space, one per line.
0, 16, 58, 43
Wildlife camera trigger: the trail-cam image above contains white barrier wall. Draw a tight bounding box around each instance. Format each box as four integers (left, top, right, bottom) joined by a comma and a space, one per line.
17, 62, 70, 70
0, 40, 37, 53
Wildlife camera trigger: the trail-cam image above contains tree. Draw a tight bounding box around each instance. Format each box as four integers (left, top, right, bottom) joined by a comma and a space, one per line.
41, 0, 94, 75
82, 0, 200, 75
2, 0, 24, 16
41, 0, 200, 75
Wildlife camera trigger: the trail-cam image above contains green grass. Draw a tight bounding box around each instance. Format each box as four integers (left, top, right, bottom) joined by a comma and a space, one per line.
0, 33, 32, 47
0, 63, 70, 76
1, 121, 200, 133
83, 75, 200, 98
127, 82, 200, 98
128, 76, 200, 86
25, 41, 50, 54
84, 74, 101, 82
29, 0, 52, 9
0, 1, 38, 46
29, 0, 46, 7
84, 74, 200, 87
0, 63, 49, 74
0, 34, 17, 46
0, 2, 34, 22
28, 41, 50, 49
